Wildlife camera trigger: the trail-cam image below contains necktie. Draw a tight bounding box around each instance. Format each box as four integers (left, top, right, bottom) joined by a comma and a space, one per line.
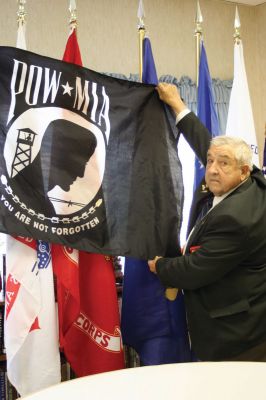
196, 196, 213, 224
183, 196, 213, 256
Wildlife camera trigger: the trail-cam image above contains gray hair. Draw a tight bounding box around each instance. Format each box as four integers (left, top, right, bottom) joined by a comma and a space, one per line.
210, 135, 253, 171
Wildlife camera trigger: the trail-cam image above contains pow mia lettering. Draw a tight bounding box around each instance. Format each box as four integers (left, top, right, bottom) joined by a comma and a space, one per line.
0, 50, 111, 245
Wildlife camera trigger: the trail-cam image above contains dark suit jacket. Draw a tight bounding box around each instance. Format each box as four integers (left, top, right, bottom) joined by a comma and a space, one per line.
156, 112, 266, 361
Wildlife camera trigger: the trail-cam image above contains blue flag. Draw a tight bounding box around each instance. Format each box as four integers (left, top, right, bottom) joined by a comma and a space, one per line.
142, 37, 158, 85
194, 41, 220, 190
121, 36, 192, 365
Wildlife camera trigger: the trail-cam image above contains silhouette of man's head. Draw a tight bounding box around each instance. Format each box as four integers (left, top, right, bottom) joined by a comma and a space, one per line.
41, 119, 97, 192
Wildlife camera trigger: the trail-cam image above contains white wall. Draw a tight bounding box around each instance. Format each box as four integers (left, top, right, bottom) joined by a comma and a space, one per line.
0, 0, 265, 158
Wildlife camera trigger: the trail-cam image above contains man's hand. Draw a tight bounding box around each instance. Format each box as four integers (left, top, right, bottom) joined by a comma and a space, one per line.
156, 83, 186, 116
148, 256, 162, 274
148, 256, 179, 300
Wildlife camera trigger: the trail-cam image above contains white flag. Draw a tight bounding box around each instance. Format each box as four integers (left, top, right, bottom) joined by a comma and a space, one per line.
16, 20, 27, 50
5, 238, 61, 396
4, 14, 61, 397
226, 40, 260, 167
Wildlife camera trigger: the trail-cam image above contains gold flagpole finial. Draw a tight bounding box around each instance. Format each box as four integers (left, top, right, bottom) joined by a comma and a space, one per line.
17, 0, 27, 25
137, 0, 146, 82
194, 1, 203, 87
69, 0, 77, 28
234, 6, 241, 43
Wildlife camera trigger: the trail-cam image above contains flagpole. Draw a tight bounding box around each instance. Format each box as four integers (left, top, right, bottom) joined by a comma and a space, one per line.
16, 1, 27, 57
195, 1, 203, 87
234, 6, 241, 44
138, 27, 145, 82
137, 0, 146, 82
69, 0, 77, 29
17, 0, 26, 25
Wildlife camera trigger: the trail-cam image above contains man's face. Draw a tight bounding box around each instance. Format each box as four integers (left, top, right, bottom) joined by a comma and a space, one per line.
205, 144, 247, 196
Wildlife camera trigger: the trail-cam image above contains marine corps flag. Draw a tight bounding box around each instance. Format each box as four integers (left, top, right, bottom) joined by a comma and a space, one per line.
0, 46, 182, 259
54, 24, 125, 376
63, 253, 125, 376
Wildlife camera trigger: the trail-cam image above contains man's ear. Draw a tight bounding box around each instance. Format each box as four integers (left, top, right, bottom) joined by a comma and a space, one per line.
240, 165, 251, 181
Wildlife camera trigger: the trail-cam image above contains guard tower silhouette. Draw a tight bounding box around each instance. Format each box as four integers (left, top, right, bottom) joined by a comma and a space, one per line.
11, 128, 37, 178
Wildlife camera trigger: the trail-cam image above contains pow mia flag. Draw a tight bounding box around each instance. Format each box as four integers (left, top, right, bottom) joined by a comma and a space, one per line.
0, 47, 183, 259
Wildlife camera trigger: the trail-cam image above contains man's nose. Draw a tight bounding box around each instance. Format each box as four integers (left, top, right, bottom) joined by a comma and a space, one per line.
208, 161, 219, 173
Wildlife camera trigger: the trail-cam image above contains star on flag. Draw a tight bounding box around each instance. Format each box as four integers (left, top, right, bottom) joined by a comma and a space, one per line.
61, 81, 74, 96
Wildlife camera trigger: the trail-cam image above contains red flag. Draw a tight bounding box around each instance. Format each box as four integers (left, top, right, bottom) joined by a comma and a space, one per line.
64, 253, 124, 376
52, 244, 79, 348
62, 27, 82, 66
51, 26, 82, 352
55, 25, 124, 375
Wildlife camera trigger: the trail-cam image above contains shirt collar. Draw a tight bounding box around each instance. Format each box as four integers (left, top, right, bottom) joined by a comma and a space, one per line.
212, 179, 248, 208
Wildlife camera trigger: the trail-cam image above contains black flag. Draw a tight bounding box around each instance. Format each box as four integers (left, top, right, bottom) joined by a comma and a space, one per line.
0, 46, 183, 259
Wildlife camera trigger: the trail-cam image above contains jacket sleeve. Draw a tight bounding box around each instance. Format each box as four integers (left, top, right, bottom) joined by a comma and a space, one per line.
177, 112, 211, 166
155, 212, 250, 290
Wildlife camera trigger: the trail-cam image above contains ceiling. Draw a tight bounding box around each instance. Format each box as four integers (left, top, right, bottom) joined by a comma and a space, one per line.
226, 0, 265, 5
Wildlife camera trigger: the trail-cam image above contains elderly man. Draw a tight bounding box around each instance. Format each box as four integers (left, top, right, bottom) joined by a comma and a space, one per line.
148, 83, 266, 361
